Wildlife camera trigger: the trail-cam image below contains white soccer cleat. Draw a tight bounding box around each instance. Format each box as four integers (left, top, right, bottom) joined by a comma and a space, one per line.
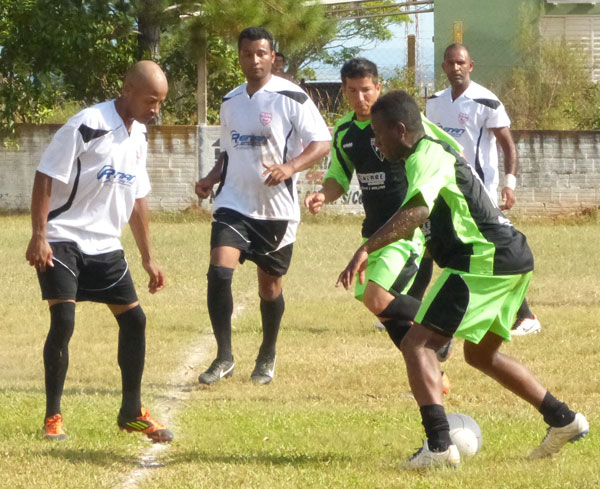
529, 413, 589, 459
402, 440, 460, 470
511, 315, 542, 336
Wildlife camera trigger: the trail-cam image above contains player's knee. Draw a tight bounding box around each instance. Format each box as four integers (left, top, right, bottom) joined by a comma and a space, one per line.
207, 265, 234, 298
116, 305, 146, 334
257, 274, 282, 301
382, 320, 411, 349
48, 302, 76, 347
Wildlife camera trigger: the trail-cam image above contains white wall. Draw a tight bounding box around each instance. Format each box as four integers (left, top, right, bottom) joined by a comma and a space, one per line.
2, 124, 599, 216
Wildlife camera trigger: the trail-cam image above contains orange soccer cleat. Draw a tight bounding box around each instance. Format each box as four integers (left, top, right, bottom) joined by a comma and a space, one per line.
117, 407, 174, 443
44, 414, 67, 441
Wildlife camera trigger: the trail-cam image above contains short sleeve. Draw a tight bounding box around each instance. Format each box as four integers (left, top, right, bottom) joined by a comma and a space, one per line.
403, 142, 450, 212
293, 96, 331, 145
37, 122, 84, 184
135, 166, 151, 199
324, 124, 355, 193
485, 102, 511, 129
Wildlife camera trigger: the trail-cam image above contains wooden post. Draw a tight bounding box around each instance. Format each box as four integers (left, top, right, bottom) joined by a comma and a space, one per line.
407, 34, 416, 87
197, 30, 208, 126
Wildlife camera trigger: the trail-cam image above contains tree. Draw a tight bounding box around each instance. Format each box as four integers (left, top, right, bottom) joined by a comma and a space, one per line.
283, 2, 408, 79
162, 0, 335, 124
0, 0, 137, 134
500, 4, 593, 130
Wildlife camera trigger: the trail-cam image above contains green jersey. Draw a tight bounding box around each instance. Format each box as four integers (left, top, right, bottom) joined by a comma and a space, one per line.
326, 111, 460, 237
404, 136, 534, 275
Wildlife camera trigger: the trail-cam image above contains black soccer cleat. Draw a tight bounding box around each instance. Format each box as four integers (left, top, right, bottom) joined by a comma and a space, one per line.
198, 357, 235, 385
251, 354, 276, 385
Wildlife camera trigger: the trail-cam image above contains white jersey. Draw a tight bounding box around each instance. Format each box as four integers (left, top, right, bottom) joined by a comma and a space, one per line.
215, 75, 331, 247
38, 100, 151, 255
425, 81, 510, 202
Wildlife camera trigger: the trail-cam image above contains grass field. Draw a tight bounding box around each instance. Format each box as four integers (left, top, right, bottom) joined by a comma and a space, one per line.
1, 211, 598, 489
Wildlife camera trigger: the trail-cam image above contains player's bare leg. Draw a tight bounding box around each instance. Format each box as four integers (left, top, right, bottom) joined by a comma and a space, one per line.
463, 331, 546, 406
399, 323, 457, 468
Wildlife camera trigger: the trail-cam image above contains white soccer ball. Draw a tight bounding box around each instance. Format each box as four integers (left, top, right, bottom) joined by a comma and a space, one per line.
447, 413, 482, 457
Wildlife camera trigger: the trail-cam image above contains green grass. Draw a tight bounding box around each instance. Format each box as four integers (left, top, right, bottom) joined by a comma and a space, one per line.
1, 213, 598, 488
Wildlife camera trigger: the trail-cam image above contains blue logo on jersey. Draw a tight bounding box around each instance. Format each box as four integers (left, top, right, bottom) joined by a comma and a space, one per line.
438, 124, 465, 137
230, 130, 268, 148
97, 165, 136, 186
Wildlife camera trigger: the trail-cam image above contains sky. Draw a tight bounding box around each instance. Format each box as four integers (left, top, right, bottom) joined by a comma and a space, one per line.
306, 12, 435, 87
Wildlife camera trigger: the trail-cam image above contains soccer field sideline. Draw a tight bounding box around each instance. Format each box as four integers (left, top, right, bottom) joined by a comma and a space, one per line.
119, 299, 253, 488
118, 338, 211, 489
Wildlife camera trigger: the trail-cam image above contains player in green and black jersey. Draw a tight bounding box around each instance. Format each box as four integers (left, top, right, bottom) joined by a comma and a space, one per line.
305, 58, 459, 357
337, 90, 589, 469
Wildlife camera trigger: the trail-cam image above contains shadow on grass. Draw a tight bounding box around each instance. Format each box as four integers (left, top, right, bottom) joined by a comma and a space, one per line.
32, 446, 138, 466
31, 445, 351, 470
165, 449, 352, 467
0, 386, 122, 397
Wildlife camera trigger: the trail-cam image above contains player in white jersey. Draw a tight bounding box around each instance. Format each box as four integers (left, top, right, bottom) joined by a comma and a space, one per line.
25, 61, 173, 443
195, 27, 330, 385
426, 43, 541, 337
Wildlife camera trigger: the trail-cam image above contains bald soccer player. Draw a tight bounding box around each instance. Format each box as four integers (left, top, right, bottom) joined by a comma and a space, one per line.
26, 60, 173, 443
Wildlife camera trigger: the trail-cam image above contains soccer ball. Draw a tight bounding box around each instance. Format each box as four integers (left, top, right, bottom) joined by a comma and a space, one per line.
447, 413, 482, 457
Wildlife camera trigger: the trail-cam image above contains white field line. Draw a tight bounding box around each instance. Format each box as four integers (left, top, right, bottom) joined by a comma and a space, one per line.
119, 304, 247, 489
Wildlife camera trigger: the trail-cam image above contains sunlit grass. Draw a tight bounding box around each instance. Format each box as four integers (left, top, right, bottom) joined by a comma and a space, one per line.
1, 213, 598, 488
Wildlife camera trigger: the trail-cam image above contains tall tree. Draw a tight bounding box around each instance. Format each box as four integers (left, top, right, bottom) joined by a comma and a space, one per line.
0, 0, 136, 133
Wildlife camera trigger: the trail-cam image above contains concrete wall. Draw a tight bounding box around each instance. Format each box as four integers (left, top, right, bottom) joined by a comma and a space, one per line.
0, 124, 200, 212
508, 130, 600, 215
1, 124, 599, 216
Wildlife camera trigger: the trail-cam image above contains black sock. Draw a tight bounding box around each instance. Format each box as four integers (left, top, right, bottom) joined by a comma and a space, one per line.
207, 265, 234, 362
116, 306, 146, 419
44, 302, 76, 417
516, 298, 534, 320
382, 319, 412, 349
420, 404, 452, 452
379, 294, 421, 322
258, 293, 285, 359
407, 256, 433, 301
539, 391, 576, 428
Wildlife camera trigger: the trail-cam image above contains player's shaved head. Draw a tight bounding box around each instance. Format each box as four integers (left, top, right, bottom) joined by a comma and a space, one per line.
123, 60, 168, 93
117, 60, 168, 127
444, 43, 471, 61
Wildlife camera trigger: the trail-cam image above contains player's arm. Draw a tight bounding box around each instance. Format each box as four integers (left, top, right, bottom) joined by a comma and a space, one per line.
129, 197, 165, 294
263, 140, 330, 186
196, 151, 226, 199
337, 194, 429, 290
492, 126, 517, 210
304, 178, 345, 215
25, 171, 54, 271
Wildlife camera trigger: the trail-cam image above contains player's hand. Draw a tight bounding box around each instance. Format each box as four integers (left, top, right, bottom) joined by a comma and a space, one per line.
304, 192, 326, 215
142, 259, 166, 294
26, 235, 54, 272
500, 186, 516, 210
262, 162, 295, 186
195, 176, 218, 199
336, 246, 369, 291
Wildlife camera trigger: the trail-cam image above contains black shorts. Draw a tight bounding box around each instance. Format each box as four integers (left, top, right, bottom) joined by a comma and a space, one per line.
210, 208, 294, 276
37, 241, 138, 305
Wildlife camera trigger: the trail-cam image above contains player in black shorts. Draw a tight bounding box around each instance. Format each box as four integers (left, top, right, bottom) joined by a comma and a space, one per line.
195, 27, 331, 385
26, 61, 173, 443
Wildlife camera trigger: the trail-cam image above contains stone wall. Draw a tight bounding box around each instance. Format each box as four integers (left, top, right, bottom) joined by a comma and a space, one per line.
1, 124, 599, 216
